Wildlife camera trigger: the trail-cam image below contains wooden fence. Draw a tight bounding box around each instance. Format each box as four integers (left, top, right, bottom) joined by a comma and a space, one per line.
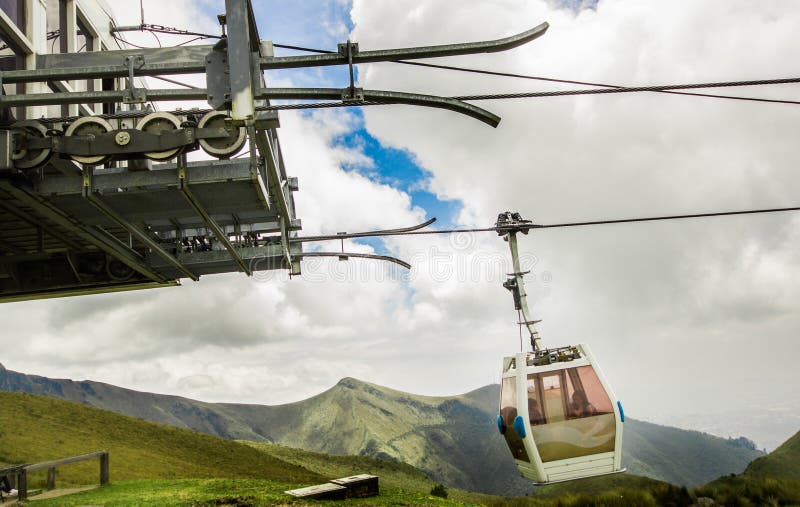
1, 450, 108, 501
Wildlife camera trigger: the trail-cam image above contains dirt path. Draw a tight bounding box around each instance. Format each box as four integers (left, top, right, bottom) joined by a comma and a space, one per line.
1, 485, 97, 505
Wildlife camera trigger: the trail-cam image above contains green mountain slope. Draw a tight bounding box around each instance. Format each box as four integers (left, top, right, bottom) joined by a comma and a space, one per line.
691, 432, 800, 506
744, 430, 800, 480
622, 418, 763, 486
0, 391, 321, 486
0, 364, 765, 495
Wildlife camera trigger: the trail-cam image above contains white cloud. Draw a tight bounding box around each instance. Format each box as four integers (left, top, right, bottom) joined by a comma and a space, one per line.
349, 0, 800, 447
2, 0, 798, 451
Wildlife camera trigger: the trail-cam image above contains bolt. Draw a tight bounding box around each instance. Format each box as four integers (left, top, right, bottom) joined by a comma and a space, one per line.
115, 131, 131, 146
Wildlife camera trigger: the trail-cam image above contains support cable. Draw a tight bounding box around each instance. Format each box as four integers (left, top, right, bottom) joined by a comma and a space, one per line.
272, 42, 800, 106
291, 205, 800, 243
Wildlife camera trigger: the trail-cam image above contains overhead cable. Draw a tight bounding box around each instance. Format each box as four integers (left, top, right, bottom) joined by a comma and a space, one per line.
292, 205, 800, 243
272, 42, 800, 106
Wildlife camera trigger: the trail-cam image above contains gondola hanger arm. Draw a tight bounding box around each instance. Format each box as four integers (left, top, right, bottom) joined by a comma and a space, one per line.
258, 88, 501, 127
260, 22, 549, 69
297, 252, 411, 270
291, 218, 436, 243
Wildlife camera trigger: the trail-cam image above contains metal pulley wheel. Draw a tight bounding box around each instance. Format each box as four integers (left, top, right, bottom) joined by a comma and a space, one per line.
64, 116, 114, 165
136, 112, 183, 161
197, 111, 246, 158
10, 120, 52, 169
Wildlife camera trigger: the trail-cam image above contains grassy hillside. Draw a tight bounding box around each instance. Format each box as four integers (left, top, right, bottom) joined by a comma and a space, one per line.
5, 389, 778, 506
0, 364, 766, 495
0, 363, 268, 441
0, 391, 321, 488
622, 418, 763, 486
0, 391, 492, 506
690, 431, 800, 506
224, 378, 534, 495
243, 441, 434, 492
744, 430, 800, 480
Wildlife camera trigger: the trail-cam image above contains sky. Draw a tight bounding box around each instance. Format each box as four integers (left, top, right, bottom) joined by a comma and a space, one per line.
2, 0, 799, 450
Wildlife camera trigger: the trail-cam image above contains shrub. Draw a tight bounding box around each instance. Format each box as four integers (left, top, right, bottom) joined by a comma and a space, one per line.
430, 483, 448, 498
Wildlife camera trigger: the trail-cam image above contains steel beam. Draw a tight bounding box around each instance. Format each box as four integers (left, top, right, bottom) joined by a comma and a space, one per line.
0, 87, 500, 127
0, 8, 34, 55
0, 280, 179, 303
0, 200, 85, 251
0, 236, 26, 254
257, 87, 501, 127
148, 243, 296, 276
0, 88, 206, 107
37, 158, 261, 195
0, 23, 548, 83
81, 169, 198, 281
0, 250, 71, 264
252, 127, 295, 271
253, 128, 291, 221
177, 159, 251, 275
226, 0, 257, 121
261, 22, 550, 69
0, 179, 168, 282
297, 252, 411, 270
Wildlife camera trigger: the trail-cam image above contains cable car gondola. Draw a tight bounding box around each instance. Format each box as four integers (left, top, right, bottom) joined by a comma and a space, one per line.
495, 212, 625, 484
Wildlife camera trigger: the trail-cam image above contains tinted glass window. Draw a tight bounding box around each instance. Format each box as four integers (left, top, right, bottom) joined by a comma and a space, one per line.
528, 366, 616, 462
500, 376, 528, 462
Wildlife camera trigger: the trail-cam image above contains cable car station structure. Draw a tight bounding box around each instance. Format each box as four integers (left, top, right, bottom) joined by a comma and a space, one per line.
0, 0, 547, 302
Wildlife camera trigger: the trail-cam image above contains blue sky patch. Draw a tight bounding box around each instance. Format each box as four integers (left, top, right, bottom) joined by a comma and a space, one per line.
337, 112, 462, 229
250, 1, 463, 251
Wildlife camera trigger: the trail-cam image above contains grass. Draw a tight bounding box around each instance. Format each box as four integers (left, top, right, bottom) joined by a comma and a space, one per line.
744, 431, 800, 480
29, 479, 485, 506
6, 390, 799, 507
532, 473, 667, 498
242, 441, 435, 491
694, 475, 800, 507
242, 441, 506, 505
0, 392, 322, 488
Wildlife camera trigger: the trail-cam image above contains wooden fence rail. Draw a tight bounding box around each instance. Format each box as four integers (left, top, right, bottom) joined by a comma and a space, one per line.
1, 450, 109, 501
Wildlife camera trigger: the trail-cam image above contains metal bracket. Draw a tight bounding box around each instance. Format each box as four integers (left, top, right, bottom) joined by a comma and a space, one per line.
0, 130, 12, 170
206, 39, 231, 110
341, 87, 365, 102
338, 40, 360, 101
123, 55, 147, 104
499, 211, 543, 352
41, 127, 229, 159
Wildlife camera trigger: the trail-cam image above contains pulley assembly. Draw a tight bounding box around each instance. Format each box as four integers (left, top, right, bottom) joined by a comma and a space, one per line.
7, 110, 247, 170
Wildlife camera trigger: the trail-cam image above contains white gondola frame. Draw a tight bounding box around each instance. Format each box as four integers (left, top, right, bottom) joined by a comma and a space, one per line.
500, 343, 625, 484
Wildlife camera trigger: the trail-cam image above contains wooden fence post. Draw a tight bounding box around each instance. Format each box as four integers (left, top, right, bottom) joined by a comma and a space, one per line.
18, 469, 27, 501
47, 466, 56, 489
99, 452, 109, 485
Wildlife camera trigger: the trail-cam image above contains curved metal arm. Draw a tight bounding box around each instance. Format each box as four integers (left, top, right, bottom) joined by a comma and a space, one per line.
364, 90, 501, 127
292, 217, 436, 243
260, 88, 501, 127
297, 252, 411, 270
261, 22, 550, 69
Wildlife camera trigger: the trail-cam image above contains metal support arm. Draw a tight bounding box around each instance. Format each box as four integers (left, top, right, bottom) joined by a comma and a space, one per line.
81, 169, 198, 281
261, 22, 549, 69
498, 212, 543, 351
177, 157, 251, 276
1, 23, 548, 84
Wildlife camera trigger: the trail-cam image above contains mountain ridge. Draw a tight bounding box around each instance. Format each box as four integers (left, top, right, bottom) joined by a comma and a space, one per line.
0, 365, 764, 495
